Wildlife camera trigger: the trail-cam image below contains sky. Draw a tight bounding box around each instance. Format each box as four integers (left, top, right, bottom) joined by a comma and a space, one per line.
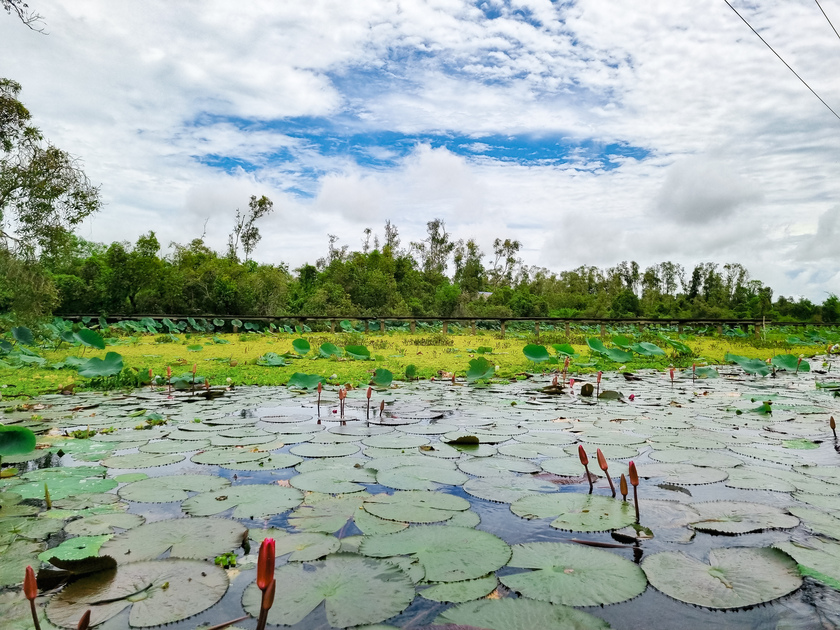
2, 0, 840, 301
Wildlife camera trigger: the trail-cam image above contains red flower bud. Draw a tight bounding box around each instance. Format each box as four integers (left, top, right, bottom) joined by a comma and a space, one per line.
628, 461, 639, 486
596, 448, 608, 472
577, 444, 588, 466
76, 609, 92, 630
257, 538, 275, 591
261, 578, 276, 611
317, 382, 322, 393
620, 473, 628, 497
597, 371, 602, 384
24, 565, 37, 601
366, 387, 372, 399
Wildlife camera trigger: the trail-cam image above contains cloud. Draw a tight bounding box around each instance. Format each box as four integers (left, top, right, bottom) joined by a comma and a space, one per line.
792, 206, 840, 262
655, 155, 763, 224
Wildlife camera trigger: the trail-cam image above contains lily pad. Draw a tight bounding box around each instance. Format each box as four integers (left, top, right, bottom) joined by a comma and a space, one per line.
65, 513, 146, 536
40, 535, 111, 563
182, 485, 303, 518
688, 501, 799, 534
434, 597, 610, 630
290, 468, 376, 493
776, 537, 840, 589
0, 517, 64, 543
250, 529, 340, 561
241, 554, 413, 627
458, 457, 540, 476
46, 559, 228, 628
636, 463, 728, 485
101, 452, 184, 469
0, 539, 44, 586
642, 547, 801, 609
500, 542, 647, 606
376, 465, 468, 491
420, 574, 498, 603
99, 517, 246, 562
463, 474, 558, 503
286, 373, 326, 389
118, 474, 230, 503
290, 442, 361, 457
360, 525, 511, 582
511, 493, 636, 532
363, 491, 470, 523
289, 493, 367, 533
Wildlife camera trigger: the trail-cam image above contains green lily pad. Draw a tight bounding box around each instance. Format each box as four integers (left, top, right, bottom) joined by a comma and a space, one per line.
241, 554, 413, 627
182, 485, 303, 518
636, 463, 728, 485
458, 457, 541, 477
12, 474, 117, 501
0, 539, 44, 586
190, 448, 270, 466
360, 525, 511, 582
363, 491, 470, 523
0, 492, 39, 519
118, 474, 230, 503
498, 443, 570, 458
46, 559, 228, 628
787, 506, 840, 540
420, 574, 498, 603
99, 517, 246, 562
290, 468, 376, 493
648, 449, 743, 468
463, 474, 558, 504
434, 597, 610, 630
511, 493, 635, 532
250, 529, 340, 561
363, 433, 430, 449
65, 513, 146, 536
500, 542, 646, 606
376, 465, 468, 491
40, 535, 111, 563
776, 537, 840, 589
0, 425, 36, 456
688, 501, 799, 534
642, 547, 801, 609
101, 452, 184, 469
0, 517, 63, 544
782, 439, 819, 450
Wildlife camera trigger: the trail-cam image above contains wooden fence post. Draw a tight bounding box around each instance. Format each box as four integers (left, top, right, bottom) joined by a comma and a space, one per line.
410, 320, 416, 334
471, 320, 476, 335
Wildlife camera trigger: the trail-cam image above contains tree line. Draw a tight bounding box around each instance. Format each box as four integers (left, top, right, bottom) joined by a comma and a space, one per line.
1, 76, 838, 323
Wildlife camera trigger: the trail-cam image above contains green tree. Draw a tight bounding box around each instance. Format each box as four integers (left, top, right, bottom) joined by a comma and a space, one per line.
1, 79, 101, 255
227, 195, 274, 262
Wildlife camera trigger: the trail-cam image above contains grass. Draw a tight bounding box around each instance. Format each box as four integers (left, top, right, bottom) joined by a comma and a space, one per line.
0, 329, 828, 398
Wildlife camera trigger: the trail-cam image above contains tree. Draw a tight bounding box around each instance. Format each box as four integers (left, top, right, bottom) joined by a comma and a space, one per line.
488, 237, 522, 288
2, 0, 44, 30
411, 218, 455, 277
1, 79, 101, 255
227, 195, 273, 262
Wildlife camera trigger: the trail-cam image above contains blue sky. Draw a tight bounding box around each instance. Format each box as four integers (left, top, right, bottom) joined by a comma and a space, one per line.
2, 0, 840, 299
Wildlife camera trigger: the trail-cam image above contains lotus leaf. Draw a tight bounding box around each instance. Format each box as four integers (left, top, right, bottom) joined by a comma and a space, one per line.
552, 343, 576, 357
241, 554, 414, 627
292, 338, 311, 355
771, 354, 810, 372
11, 326, 34, 346
421, 574, 498, 603
630, 342, 666, 356
65, 513, 145, 536
501, 542, 646, 606
257, 352, 286, 366
39, 535, 111, 563
286, 372, 326, 389
12, 474, 116, 500
363, 490, 470, 523
0, 425, 36, 456
363, 433, 429, 449
118, 474, 230, 503
466, 356, 495, 382
523, 344, 551, 362
642, 547, 801, 609
250, 529, 340, 561
319, 342, 342, 357
376, 465, 469, 490
372, 367, 394, 387
434, 597, 611, 630
46, 559, 228, 628
182, 485, 303, 518
345, 345, 372, 360
724, 352, 770, 376
511, 493, 635, 532
99, 517, 246, 562
688, 501, 799, 534
360, 525, 510, 582
77, 351, 124, 378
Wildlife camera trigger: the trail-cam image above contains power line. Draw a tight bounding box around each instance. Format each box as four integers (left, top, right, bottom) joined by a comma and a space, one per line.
815, 0, 840, 42
723, 0, 840, 122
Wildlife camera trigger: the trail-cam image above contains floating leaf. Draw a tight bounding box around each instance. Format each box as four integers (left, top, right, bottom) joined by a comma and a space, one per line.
636, 462, 728, 485
463, 474, 558, 503
241, 554, 414, 627
118, 474, 230, 503
724, 352, 770, 376
65, 513, 145, 536
511, 493, 635, 532
500, 542, 646, 606
46, 559, 228, 628
434, 597, 610, 630
688, 501, 799, 535
290, 468, 375, 493
0, 539, 43, 586
40, 535, 111, 563
360, 525, 510, 582
376, 465, 468, 491
182, 485, 303, 518
250, 529, 340, 561
0, 517, 63, 544
776, 537, 840, 589
363, 491, 470, 523
642, 547, 801, 609
99, 517, 245, 564
771, 354, 810, 372
421, 574, 498, 603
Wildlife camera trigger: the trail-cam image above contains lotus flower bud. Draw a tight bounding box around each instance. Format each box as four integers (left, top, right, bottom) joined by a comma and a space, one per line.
597, 371, 602, 384
317, 382, 322, 394
620, 473, 628, 498
261, 578, 276, 610
24, 565, 37, 601
596, 448, 608, 472
76, 609, 91, 630
256, 538, 275, 591
628, 461, 639, 486
577, 444, 589, 466
366, 387, 372, 399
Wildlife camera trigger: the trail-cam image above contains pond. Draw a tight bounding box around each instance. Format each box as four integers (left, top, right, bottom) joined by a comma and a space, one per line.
2, 358, 840, 629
